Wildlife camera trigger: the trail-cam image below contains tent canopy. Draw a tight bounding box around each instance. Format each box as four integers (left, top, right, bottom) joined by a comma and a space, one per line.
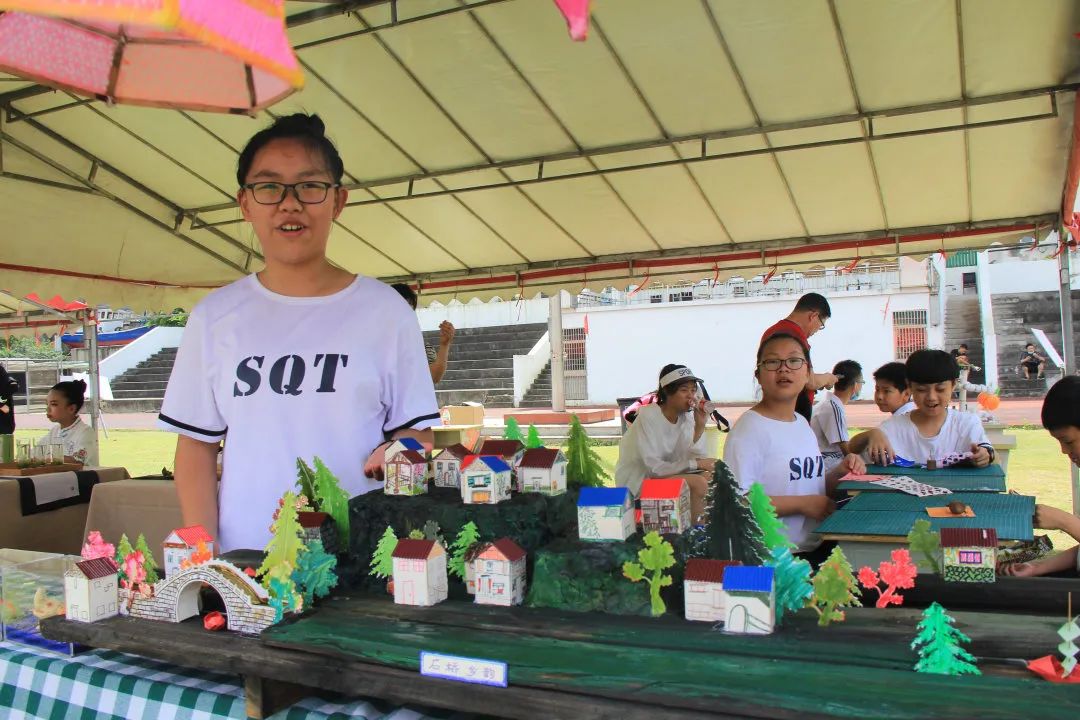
1, 0, 1078, 308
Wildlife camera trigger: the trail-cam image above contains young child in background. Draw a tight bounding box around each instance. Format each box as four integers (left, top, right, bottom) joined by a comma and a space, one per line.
872, 361, 915, 416
35, 379, 98, 465
1005, 376, 1080, 577
810, 360, 863, 474
852, 350, 993, 467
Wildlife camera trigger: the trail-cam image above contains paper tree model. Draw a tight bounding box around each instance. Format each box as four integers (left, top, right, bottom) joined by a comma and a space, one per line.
577, 487, 635, 541
1060, 596, 1079, 679
858, 549, 918, 608
810, 546, 861, 627
81, 531, 115, 561
526, 425, 544, 449
433, 444, 471, 489
517, 448, 567, 495
906, 519, 942, 574
683, 558, 741, 623
460, 455, 512, 504
640, 478, 692, 535
296, 458, 351, 551
163, 525, 215, 578
622, 531, 676, 617
911, 602, 980, 676
748, 482, 793, 551
503, 417, 523, 442
722, 565, 776, 635
448, 521, 482, 588
940, 528, 997, 583
370, 526, 399, 589
565, 414, 609, 489
391, 539, 448, 607
767, 546, 813, 624
64, 557, 119, 623
385, 450, 429, 496
258, 492, 308, 621
698, 461, 769, 563
473, 538, 527, 607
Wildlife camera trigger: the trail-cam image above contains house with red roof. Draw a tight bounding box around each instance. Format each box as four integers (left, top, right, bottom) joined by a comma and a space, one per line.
64, 557, 119, 623
683, 559, 742, 622
385, 449, 429, 496
940, 528, 998, 583
639, 478, 691, 535
391, 539, 448, 606
298, 510, 338, 555
460, 455, 512, 504
477, 439, 525, 470
473, 538, 527, 606
516, 447, 567, 495
432, 443, 472, 489
162, 525, 215, 577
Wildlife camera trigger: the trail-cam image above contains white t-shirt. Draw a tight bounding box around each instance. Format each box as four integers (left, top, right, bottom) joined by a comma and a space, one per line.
158, 274, 440, 552
615, 403, 707, 496
35, 416, 98, 466
894, 401, 916, 416
723, 409, 825, 551
810, 392, 848, 469
876, 408, 990, 465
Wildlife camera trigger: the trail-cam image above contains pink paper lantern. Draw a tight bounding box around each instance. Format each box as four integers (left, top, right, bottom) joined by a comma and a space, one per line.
0, 0, 303, 113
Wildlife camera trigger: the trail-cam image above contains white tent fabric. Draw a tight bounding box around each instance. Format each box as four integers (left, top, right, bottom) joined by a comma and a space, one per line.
1, 0, 1078, 307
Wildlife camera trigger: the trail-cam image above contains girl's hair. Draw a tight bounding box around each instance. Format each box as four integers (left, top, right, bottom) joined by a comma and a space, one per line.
51, 379, 86, 412
656, 363, 695, 404
756, 332, 809, 363
236, 113, 345, 186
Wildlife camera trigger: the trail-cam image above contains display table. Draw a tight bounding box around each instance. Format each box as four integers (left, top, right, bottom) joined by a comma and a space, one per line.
41, 595, 1080, 720
0, 639, 447, 720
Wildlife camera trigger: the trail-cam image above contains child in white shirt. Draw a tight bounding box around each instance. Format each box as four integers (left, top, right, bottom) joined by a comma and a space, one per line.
35, 379, 98, 465
810, 360, 862, 474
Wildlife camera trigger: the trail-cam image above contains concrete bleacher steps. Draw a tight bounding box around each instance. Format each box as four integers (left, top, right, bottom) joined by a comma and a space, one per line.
991, 291, 1080, 398
518, 361, 552, 408
107, 347, 177, 413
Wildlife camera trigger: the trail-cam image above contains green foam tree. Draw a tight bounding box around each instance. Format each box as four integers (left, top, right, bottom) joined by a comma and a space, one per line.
134, 534, 159, 585
526, 425, 544, 449
622, 530, 676, 617
311, 457, 350, 551
115, 533, 134, 582
448, 521, 481, 580
370, 526, 398, 580
565, 414, 609, 489
907, 519, 941, 575
748, 482, 794, 551
810, 546, 861, 627
408, 529, 425, 540
504, 417, 523, 442
295, 458, 316, 502
697, 460, 769, 563
292, 539, 338, 606
258, 491, 307, 607
767, 546, 813, 624
911, 602, 980, 676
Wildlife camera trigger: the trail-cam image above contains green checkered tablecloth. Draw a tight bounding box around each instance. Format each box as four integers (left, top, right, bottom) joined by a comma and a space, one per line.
0, 640, 454, 720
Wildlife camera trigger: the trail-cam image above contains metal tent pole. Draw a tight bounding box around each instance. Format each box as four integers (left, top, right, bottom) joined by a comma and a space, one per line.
1059, 245, 1079, 513
85, 311, 100, 434
549, 294, 565, 412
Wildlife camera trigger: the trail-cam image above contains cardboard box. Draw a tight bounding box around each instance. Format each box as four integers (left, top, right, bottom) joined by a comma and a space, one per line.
440, 403, 485, 426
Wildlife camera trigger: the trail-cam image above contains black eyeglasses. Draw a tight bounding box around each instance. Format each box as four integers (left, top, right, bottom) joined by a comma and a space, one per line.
243, 181, 338, 205
758, 357, 807, 371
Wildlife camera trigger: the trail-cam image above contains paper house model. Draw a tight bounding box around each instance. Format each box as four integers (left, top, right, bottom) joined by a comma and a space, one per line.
940, 528, 998, 583
460, 455, 512, 504
433, 443, 471, 489
721, 565, 775, 635
517, 448, 567, 495
385, 437, 425, 463
577, 487, 635, 541
473, 538, 527, 607
683, 559, 742, 623
64, 557, 119, 623
463, 542, 486, 595
385, 449, 429, 496
477, 439, 525, 471
391, 539, 448, 607
639, 478, 692, 535
163, 525, 215, 578
298, 511, 339, 555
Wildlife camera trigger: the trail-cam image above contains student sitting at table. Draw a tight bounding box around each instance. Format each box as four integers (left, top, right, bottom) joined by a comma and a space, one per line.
810, 359, 863, 474
852, 349, 993, 468
872, 361, 915, 416
1004, 376, 1080, 578
724, 333, 864, 554
35, 379, 98, 465
615, 364, 715, 523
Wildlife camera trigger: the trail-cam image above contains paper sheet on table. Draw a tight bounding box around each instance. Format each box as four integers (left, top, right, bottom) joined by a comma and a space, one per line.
840, 473, 952, 497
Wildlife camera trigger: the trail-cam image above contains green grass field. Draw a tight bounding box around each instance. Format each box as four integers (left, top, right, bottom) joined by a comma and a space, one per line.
15, 425, 1077, 549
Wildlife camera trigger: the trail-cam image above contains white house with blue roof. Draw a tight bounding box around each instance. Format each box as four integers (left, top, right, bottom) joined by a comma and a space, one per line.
385, 437, 426, 463
576, 487, 635, 541
460, 455, 512, 504
721, 565, 775, 635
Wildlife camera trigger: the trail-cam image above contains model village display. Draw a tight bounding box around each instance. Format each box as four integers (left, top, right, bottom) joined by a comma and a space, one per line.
2, 416, 1071, 685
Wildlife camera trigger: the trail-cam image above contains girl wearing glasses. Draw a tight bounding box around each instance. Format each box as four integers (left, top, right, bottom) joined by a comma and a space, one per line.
723, 333, 864, 554
158, 114, 439, 553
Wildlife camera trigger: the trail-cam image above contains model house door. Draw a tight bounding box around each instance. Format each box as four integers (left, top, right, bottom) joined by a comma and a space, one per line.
400, 580, 415, 604
711, 589, 723, 609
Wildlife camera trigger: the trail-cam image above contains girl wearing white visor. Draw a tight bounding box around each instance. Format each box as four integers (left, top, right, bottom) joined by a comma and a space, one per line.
615, 364, 715, 522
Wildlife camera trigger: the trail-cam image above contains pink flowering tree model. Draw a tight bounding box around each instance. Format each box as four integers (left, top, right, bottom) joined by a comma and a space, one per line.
81, 531, 114, 561
121, 550, 153, 608
858, 549, 918, 608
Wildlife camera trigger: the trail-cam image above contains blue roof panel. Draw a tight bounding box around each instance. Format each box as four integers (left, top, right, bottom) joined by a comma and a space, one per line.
395, 437, 424, 451
722, 566, 774, 593
578, 487, 630, 507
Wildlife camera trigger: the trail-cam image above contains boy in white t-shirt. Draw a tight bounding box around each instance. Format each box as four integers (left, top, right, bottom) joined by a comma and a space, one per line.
872, 362, 915, 416
853, 350, 992, 468
724, 333, 864, 552
810, 360, 862, 474
159, 114, 439, 553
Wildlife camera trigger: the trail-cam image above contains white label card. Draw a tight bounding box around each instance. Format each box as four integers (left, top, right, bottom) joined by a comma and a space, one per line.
420, 651, 508, 688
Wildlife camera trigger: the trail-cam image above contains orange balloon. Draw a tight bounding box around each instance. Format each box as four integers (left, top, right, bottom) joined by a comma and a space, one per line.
978, 391, 1000, 411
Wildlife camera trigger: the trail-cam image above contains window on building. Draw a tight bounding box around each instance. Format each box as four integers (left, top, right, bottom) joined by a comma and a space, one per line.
893, 310, 928, 360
